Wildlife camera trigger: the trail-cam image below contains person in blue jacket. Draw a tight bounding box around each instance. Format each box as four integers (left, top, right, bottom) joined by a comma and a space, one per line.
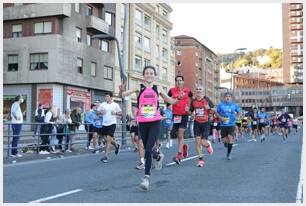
216, 92, 241, 160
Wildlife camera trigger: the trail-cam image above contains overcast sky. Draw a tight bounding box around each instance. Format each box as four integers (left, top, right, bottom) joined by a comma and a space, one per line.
170, 3, 283, 54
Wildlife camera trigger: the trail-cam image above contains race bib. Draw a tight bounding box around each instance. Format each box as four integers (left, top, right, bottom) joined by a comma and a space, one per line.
213, 122, 218, 126
173, 115, 182, 123
282, 118, 286, 123
95, 119, 102, 126
166, 119, 172, 124
141, 105, 155, 118
253, 121, 257, 125
260, 119, 264, 123
195, 108, 205, 117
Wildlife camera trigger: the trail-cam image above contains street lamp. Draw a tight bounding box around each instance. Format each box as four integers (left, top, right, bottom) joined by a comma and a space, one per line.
92, 34, 128, 146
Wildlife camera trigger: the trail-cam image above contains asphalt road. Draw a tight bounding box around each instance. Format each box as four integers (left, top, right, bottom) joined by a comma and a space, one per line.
3, 129, 303, 203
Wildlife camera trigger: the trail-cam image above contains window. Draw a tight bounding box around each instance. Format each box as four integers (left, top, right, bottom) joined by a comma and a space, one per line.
8, 55, 18, 71
77, 58, 83, 74
144, 15, 151, 31
135, 9, 142, 26
30, 53, 48, 70
177, 60, 181, 66
12, 24, 22, 38
100, 40, 109, 52
76, 27, 82, 42
87, 34, 92, 46
144, 58, 151, 67
156, 25, 160, 40
91, 62, 96, 76
162, 29, 168, 43
75, 3, 80, 13
162, 48, 168, 60
156, 64, 160, 79
162, 67, 167, 81
135, 32, 142, 49
156, 45, 160, 59
86, 5, 93, 16
105, 12, 112, 25
34, 22, 52, 34
144, 37, 151, 52
162, 9, 168, 18
135, 56, 142, 73
104, 66, 113, 80
176, 50, 182, 55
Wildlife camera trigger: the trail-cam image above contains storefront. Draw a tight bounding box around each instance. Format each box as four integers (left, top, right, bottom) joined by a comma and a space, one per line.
66, 87, 91, 112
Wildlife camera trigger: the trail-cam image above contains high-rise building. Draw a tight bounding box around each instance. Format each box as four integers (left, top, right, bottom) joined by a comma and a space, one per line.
174, 35, 220, 104
114, 3, 175, 112
3, 3, 116, 123
282, 3, 303, 84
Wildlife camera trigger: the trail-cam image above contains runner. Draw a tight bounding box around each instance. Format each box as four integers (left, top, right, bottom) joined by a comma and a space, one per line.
249, 108, 259, 142
278, 109, 292, 143
235, 115, 243, 142
163, 104, 173, 149
292, 117, 299, 134
212, 113, 221, 143
241, 116, 248, 138
168, 75, 194, 164
120, 65, 182, 191
129, 107, 139, 152
216, 91, 241, 160
258, 108, 268, 142
271, 114, 278, 134
98, 92, 122, 163
188, 85, 214, 167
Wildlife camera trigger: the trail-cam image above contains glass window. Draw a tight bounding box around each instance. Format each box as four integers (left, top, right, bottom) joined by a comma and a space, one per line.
156, 25, 160, 40
162, 9, 168, 18
156, 64, 160, 79
105, 12, 112, 25
30, 53, 48, 70
104, 66, 113, 80
8, 55, 18, 72
86, 5, 93, 16
162, 48, 168, 60
162, 67, 167, 81
12, 24, 22, 38
100, 40, 109, 52
87, 34, 92, 46
76, 27, 82, 42
77, 58, 83, 74
176, 50, 182, 55
135, 9, 142, 26
34, 22, 52, 34
91, 62, 96, 76
135, 32, 142, 49
144, 15, 151, 31
144, 58, 151, 67
162, 29, 168, 43
156, 45, 160, 59
75, 3, 80, 13
144, 37, 150, 53
135, 56, 142, 73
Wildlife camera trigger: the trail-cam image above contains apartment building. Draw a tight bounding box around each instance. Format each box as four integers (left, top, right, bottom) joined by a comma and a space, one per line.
113, 3, 175, 112
174, 35, 220, 104
3, 3, 116, 123
282, 3, 303, 83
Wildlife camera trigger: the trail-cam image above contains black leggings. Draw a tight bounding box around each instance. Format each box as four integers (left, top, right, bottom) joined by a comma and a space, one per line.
139, 120, 161, 176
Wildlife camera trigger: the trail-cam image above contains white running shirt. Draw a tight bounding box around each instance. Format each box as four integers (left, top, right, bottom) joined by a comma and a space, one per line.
98, 102, 122, 126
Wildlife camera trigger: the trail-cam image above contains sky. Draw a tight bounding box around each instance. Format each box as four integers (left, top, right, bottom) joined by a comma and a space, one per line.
170, 3, 283, 54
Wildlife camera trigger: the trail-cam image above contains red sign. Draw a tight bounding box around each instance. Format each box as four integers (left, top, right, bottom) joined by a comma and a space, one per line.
38, 89, 52, 108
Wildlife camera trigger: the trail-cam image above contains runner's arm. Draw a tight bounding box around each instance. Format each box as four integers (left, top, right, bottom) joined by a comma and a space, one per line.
121, 87, 139, 98
158, 86, 180, 105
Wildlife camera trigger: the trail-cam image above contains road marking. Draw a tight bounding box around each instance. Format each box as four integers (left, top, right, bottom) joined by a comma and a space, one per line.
29, 189, 83, 203
165, 155, 199, 166
296, 136, 304, 203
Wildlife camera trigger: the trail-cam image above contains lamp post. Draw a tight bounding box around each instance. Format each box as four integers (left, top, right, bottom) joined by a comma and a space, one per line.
92, 34, 128, 146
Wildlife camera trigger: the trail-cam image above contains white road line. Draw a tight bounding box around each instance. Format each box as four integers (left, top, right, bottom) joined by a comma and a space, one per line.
165, 155, 199, 166
29, 189, 82, 203
296, 138, 304, 203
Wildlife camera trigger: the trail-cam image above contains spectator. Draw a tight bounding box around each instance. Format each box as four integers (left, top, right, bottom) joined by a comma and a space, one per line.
34, 103, 45, 143
59, 109, 72, 152
85, 104, 96, 150
69, 107, 82, 151
49, 106, 60, 153
39, 107, 55, 154
10, 95, 24, 157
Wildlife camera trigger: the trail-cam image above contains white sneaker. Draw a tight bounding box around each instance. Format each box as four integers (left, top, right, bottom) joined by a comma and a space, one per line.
39, 151, 45, 155
44, 151, 50, 154
140, 175, 149, 191
155, 153, 164, 170
169, 139, 173, 147
16, 153, 23, 157
166, 142, 170, 149
66, 150, 72, 153
88, 146, 94, 150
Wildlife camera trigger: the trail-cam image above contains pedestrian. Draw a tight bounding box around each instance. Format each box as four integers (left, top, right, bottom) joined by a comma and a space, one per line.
163, 104, 173, 149
216, 92, 241, 160
168, 75, 194, 164
10, 95, 24, 157
69, 107, 82, 151
49, 106, 60, 153
34, 103, 45, 145
61, 109, 72, 152
188, 85, 214, 167
120, 65, 182, 191
98, 92, 122, 163
39, 106, 55, 154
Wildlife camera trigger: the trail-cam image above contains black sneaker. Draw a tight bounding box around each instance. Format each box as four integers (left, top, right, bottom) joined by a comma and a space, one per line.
115, 144, 120, 155
100, 156, 108, 163
173, 156, 181, 165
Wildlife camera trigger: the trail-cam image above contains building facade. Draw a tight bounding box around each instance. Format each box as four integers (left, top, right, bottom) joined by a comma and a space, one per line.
113, 3, 175, 112
233, 74, 284, 89
174, 35, 220, 104
3, 3, 116, 123
282, 3, 303, 84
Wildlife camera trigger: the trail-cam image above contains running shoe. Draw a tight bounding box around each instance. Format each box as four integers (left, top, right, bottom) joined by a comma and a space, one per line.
166, 142, 170, 149
136, 162, 145, 170
197, 159, 205, 167
226, 153, 232, 160
173, 154, 181, 165
207, 141, 214, 155
100, 156, 108, 163
140, 175, 150, 191
115, 144, 120, 155
183, 144, 188, 158
155, 153, 164, 170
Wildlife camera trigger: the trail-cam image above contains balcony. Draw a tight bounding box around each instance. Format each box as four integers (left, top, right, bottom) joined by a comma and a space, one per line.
86, 15, 109, 34
3, 3, 71, 21
290, 11, 303, 17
